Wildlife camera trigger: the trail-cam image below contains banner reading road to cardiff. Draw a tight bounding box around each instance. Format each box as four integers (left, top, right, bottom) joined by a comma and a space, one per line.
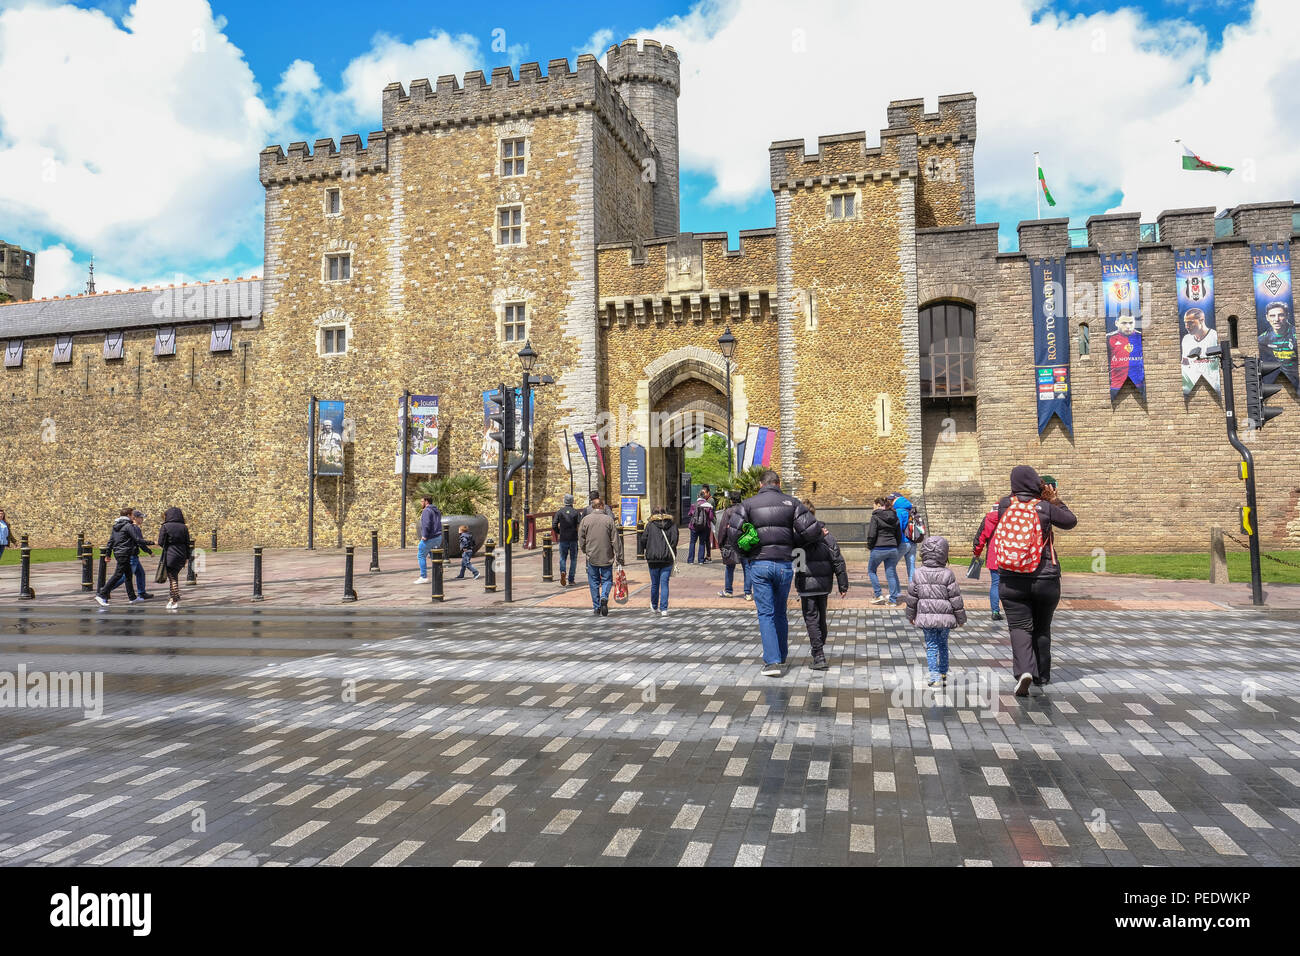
315, 400, 345, 477
1175, 247, 1221, 396
1030, 257, 1072, 435
1101, 251, 1144, 398
1251, 242, 1298, 388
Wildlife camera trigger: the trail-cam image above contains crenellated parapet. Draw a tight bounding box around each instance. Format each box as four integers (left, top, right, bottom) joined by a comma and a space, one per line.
379, 56, 657, 162
605, 37, 680, 95
886, 92, 976, 145
769, 129, 918, 191
259, 132, 389, 186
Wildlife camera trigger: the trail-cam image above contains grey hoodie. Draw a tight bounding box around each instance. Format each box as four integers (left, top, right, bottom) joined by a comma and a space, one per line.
903, 536, 967, 630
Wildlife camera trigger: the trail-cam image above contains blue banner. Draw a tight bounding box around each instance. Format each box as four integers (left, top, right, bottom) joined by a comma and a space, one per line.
619, 442, 647, 496
1030, 257, 1072, 435
1251, 242, 1297, 388
1175, 247, 1221, 396
315, 400, 345, 476
1101, 252, 1144, 398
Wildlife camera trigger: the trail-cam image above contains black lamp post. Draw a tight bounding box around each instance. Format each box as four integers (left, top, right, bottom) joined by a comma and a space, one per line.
717, 326, 737, 475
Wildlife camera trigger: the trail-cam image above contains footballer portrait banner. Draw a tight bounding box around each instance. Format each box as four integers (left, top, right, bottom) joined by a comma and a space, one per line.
315, 400, 345, 477
1251, 242, 1297, 388
1101, 252, 1144, 398
1030, 257, 1072, 435
1175, 247, 1221, 395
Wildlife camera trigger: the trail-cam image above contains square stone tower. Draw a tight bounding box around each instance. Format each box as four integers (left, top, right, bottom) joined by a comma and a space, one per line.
604, 38, 681, 238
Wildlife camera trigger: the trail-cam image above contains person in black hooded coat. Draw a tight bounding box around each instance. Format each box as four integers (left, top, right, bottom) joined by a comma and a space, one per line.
156, 507, 193, 609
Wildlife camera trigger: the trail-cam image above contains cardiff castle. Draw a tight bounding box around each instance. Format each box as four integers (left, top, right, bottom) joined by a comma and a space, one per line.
1, 38, 1297, 552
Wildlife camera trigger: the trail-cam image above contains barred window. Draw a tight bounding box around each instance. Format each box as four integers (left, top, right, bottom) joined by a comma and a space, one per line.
501, 138, 526, 177
919, 302, 975, 398
497, 205, 523, 245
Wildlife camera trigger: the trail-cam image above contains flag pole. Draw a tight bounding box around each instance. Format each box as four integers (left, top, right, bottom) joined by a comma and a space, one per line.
1034, 151, 1040, 220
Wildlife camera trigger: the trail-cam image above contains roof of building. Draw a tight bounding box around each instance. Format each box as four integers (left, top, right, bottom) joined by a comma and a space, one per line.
0, 278, 262, 340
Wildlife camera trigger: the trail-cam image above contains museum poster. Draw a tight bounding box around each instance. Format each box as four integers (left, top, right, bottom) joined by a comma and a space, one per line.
1101, 251, 1144, 398
1030, 257, 1072, 435
1250, 242, 1298, 388
315, 400, 345, 477
1175, 247, 1221, 396
396, 394, 439, 476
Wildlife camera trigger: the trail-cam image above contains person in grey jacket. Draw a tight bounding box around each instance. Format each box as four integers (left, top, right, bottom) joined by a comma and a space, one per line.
903, 535, 967, 686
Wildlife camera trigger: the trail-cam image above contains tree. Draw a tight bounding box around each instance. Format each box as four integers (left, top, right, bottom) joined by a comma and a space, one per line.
683, 431, 731, 489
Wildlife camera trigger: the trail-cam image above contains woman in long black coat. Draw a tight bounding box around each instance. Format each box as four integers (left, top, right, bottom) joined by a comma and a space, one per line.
156, 507, 193, 610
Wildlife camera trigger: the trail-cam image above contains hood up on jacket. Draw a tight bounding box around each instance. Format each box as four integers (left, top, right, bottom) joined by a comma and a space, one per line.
1010, 464, 1042, 498
164, 507, 185, 524
112, 515, 131, 530
920, 535, 950, 567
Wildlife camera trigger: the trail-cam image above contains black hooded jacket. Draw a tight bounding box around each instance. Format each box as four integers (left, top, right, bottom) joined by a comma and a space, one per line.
726, 486, 820, 563
795, 523, 849, 596
106, 516, 153, 561
996, 465, 1077, 578
866, 507, 902, 550
638, 513, 678, 567
157, 507, 193, 573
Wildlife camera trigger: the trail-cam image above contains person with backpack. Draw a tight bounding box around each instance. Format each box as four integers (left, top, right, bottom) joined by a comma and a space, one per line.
552, 494, 582, 587
903, 535, 967, 686
638, 505, 678, 614
0, 507, 13, 563
866, 497, 903, 606
716, 491, 753, 600
95, 507, 153, 606
890, 492, 920, 581
794, 502, 849, 671
725, 471, 821, 677
156, 507, 193, 610
686, 485, 715, 563
414, 495, 443, 585
972, 501, 1003, 620
994, 465, 1077, 696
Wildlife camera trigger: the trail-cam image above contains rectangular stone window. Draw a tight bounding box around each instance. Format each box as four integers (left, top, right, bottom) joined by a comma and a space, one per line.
326, 253, 352, 281
830, 192, 856, 220
503, 302, 527, 342
501, 138, 526, 177
919, 302, 976, 398
321, 327, 347, 355
497, 205, 524, 245
325, 187, 342, 216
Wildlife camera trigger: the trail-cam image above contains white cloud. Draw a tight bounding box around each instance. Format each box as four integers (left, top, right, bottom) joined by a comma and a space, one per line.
32, 243, 259, 299
616, 0, 1298, 224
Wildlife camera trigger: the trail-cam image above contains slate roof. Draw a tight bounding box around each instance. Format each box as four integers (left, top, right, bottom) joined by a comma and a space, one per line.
0, 278, 263, 340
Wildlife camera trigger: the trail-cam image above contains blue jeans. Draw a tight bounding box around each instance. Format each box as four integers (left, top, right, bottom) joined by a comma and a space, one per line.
455, 552, 478, 578
988, 569, 1001, 614
723, 559, 753, 595
688, 528, 710, 562
922, 627, 950, 678
131, 554, 149, 595
751, 559, 793, 665
417, 534, 444, 577
587, 564, 613, 610
648, 564, 672, 610
868, 547, 901, 602
900, 539, 916, 581
558, 540, 577, 581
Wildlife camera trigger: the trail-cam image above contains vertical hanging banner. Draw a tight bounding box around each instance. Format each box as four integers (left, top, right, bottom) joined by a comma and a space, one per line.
739, 425, 775, 469
316, 400, 345, 476
396, 395, 439, 475
1101, 252, 1144, 398
1251, 242, 1297, 388
1030, 257, 1072, 435
1175, 247, 1221, 395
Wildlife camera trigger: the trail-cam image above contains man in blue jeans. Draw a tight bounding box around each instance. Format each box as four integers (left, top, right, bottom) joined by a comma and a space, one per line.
890, 492, 916, 582
577, 498, 623, 617
726, 472, 820, 677
867, 496, 903, 605
552, 494, 582, 587
413, 495, 443, 584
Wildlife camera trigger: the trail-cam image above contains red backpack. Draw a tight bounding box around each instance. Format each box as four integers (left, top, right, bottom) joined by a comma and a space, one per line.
993, 498, 1050, 573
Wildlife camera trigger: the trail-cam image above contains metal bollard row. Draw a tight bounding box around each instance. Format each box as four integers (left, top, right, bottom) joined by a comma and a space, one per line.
542, 532, 553, 582
484, 539, 497, 593
342, 546, 358, 603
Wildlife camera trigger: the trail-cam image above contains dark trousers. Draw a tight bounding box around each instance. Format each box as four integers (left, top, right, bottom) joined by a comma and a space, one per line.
801, 594, 829, 656
101, 557, 137, 601
688, 528, 710, 562
999, 573, 1060, 680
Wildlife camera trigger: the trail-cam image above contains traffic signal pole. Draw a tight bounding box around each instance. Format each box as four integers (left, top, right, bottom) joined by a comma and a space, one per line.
1213, 340, 1264, 606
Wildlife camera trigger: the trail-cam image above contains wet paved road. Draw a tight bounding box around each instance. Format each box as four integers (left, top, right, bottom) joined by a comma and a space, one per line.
1, 604, 1298, 866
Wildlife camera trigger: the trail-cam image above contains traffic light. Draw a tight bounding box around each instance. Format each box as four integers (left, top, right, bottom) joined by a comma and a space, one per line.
1243, 356, 1284, 430
488, 386, 514, 452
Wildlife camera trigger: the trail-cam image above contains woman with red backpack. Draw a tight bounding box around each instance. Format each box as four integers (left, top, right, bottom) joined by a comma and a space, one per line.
993, 465, 1077, 696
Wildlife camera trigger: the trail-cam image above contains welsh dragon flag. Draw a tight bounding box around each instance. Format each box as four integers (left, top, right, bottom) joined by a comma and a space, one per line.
1178, 141, 1233, 175
1037, 160, 1056, 207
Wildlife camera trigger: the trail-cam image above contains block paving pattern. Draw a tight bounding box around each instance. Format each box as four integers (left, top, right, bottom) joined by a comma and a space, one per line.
1, 606, 1298, 867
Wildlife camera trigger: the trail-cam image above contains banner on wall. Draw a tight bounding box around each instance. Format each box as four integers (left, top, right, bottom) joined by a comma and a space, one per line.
1101, 252, 1144, 398
1251, 242, 1298, 388
619, 442, 647, 496
396, 394, 439, 475
1175, 246, 1221, 395
315, 400, 345, 476
1030, 257, 1072, 435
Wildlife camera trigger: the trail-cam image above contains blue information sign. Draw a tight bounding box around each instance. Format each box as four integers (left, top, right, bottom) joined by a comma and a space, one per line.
620, 442, 647, 496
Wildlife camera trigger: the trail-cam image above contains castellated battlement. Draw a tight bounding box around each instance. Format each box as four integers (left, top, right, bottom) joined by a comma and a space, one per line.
605, 37, 681, 94
886, 93, 976, 143
379, 56, 657, 161
259, 131, 389, 186
769, 128, 919, 190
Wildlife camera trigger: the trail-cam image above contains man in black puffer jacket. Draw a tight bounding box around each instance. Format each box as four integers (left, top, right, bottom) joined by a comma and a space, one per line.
95, 507, 153, 606
726, 471, 821, 677
794, 502, 849, 671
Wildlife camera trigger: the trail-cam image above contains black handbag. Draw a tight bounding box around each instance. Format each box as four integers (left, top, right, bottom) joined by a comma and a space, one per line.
155, 556, 168, 585
965, 555, 983, 580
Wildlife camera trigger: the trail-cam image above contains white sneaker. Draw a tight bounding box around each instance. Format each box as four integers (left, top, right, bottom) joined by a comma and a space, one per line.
871, 596, 887, 605
743, 593, 753, 601
94, 595, 109, 608
660, 608, 669, 616
1015, 673, 1034, 697
761, 664, 783, 678
130, 596, 146, 604
413, 577, 429, 584
166, 599, 178, 610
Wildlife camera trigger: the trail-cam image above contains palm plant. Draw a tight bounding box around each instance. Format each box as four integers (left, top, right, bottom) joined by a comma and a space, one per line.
717, 465, 766, 501
417, 472, 494, 516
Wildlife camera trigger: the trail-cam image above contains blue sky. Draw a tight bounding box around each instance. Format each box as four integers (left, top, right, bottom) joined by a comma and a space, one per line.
1, 0, 1285, 296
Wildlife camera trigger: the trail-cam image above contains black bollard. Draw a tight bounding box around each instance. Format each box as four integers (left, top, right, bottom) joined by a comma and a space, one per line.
19, 548, 34, 600
431, 547, 444, 602
186, 553, 197, 585
541, 532, 554, 582
81, 546, 93, 591
96, 548, 107, 593
252, 547, 264, 602
20, 533, 29, 549
369, 529, 380, 573
210, 529, 217, 552
342, 546, 358, 603
484, 539, 496, 593
635, 521, 645, 560
76, 532, 84, 554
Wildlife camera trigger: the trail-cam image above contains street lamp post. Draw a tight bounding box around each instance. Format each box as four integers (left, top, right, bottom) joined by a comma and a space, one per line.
717, 327, 737, 475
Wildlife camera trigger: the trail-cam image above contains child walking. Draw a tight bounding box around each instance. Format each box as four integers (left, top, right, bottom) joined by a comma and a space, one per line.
793, 501, 848, 671
454, 525, 480, 580
903, 535, 967, 686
